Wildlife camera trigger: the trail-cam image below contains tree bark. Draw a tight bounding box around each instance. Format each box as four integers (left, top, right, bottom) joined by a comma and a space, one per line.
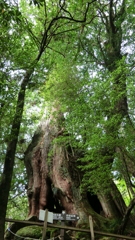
0, 68, 34, 240
23, 113, 125, 233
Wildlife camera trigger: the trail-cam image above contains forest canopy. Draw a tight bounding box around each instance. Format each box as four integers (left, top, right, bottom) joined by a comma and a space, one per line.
0, 0, 135, 239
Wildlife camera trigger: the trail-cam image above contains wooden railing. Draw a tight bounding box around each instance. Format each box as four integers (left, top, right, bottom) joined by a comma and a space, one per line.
5, 218, 135, 240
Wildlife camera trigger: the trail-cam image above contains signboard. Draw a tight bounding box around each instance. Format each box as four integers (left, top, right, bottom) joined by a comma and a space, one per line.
53, 213, 79, 221
39, 209, 53, 223
39, 209, 79, 223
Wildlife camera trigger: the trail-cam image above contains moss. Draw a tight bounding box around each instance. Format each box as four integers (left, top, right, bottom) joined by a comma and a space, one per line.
14, 225, 42, 240
14, 226, 60, 240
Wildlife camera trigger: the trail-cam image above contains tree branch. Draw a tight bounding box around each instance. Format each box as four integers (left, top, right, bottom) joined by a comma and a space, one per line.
47, 46, 65, 57
118, 198, 135, 234
109, 0, 116, 33
37, 0, 97, 60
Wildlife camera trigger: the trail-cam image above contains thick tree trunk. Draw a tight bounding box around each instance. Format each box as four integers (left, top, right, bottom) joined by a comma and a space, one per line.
24, 114, 126, 234
24, 117, 95, 219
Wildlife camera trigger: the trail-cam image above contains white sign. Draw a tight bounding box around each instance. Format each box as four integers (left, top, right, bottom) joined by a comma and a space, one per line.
39, 209, 53, 223
53, 213, 79, 221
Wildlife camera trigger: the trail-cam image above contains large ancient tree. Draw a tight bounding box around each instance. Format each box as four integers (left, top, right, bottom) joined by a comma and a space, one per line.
0, 1, 96, 239
1, 0, 135, 239
24, 112, 106, 224
23, 0, 135, 237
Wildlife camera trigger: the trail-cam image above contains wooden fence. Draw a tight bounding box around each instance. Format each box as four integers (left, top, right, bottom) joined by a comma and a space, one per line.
5, 218, 135, 240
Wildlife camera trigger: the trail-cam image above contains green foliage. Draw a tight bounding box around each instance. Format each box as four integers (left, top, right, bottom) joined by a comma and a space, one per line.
7, 196, 28, 220
1, 0, 135, 233
0, 1, 98, 231
115, 179, 130, 206
43, 0, 135, 200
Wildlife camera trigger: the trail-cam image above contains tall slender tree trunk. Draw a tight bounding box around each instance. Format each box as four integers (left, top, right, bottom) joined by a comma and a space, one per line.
98, 0, 135, 233
0, 68, 34, 240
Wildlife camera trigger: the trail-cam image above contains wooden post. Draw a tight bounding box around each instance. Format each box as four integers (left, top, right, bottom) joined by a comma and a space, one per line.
60, 211, 66, 240
89, 215, 94, 240
42, 209, 48, 240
